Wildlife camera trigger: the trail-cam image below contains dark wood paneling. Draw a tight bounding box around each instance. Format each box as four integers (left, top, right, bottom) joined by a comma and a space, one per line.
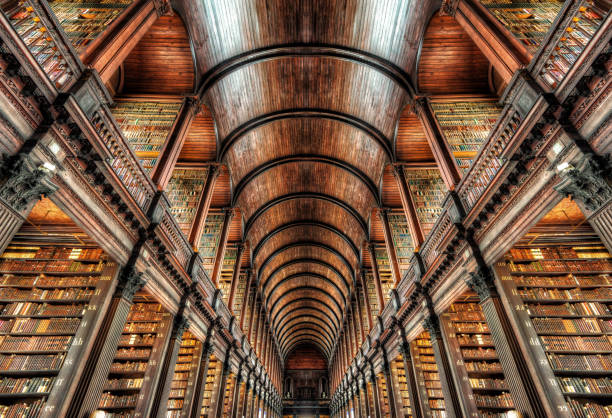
286, 344, 327, 370
178, 106, 217, 163
123, 15, 195, 95
396, 109, 434, 162
417, 15, 490, 94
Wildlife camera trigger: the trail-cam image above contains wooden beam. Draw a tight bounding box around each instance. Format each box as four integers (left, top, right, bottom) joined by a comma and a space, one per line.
210, 208, 235, 285
378, 208, 403, 285
188, 165, 220, 249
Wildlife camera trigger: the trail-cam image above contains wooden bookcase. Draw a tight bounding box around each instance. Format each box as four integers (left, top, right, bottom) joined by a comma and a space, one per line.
391, 356, 412, 417
111, 98, 181, 174
375, 244, 394, 303
365, 271, 380, 320
219, 246, 237, 306
97, 296, 172, 417
48, 0, 133, 51
222, 374, 235, 416
166, 167, 208, 235
388, 211, 415, 279
495, 232, 612, 417
166, 331, 203, 418
404, 168, 448, 238
430, 98, 502, 174
377, 372, 391, 416
479, 0, 564, 53
441, 293, 518, 417
199, 354, 221, 417
198, 213, 225, 277
410, 331, 446, 418
0, 241, 116, 417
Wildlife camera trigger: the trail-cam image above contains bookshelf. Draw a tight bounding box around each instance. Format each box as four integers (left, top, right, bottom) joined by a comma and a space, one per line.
388, 211, 415, 279
0, 241, 116, 417
441, 294, 518, 417
166, 167, 208, 235
404, 168, 448, 237
111, 99, 181, 174
198, 213, 225, 277
391, 356, 412, 417
375, 245, 394, 302
358, 285, 371, 336
430, 99, 502, 174
496, 234, 612, 417
539, 1, 606, 88
410, 331, 446, 418
366, 380, 376, 417
378, 372, 391, 416
97, 298, 172, 416
48, 0, 133, 51
479, 0, 564, 53
222, 374, 235, 416
166, 331, 202, 418
233, 270, 247, 321
365, 271, 380, 320
199, 354, 221, 417
219, 246, 237, 306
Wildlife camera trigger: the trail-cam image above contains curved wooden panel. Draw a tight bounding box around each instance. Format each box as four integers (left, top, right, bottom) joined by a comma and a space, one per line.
175, 0, 437, 75
123, 15, 195, 95
278, 318, 335, 348
258, 244, 353, 290
280, 326, 333, 353
237, 161, 376, 223
272, 299, 341, 332
285, 340, 331, 361
247, 199, 365, 251
269, 287, 342, 324
255, 225, 358, 273
283, 334, 332, 359
417, 15, 490, 94
205, 57, 407, 140
276, 307, 339, 336
224, 118, 387, 186
266, 275, 346, 316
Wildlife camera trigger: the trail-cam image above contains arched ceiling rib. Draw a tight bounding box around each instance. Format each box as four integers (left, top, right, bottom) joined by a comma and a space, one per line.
174, 0, 438, 360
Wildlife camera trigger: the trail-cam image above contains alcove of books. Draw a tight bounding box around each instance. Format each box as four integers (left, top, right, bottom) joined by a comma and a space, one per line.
410, 331, 446, 417
494, 197, 612, 416
0, 198, 117, 416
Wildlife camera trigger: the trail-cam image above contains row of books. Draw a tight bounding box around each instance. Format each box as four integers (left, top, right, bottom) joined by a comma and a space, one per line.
540, 335, 612, 352
99, 392, 138, 408
0, 259, 103, 272
123, 322, 159, 333
518, 287, 612, 301
0, 335, 72, 352
526, 302, 611, 317
115, 348, 151, 359
0, 376, 53, 394
105, 378, 143, 391
457, 333, 494, 347
118, 334, 156, 347
454, 322, 489, 333
474, 392, 514, 408
508, 259, 612, 272
0, 353, 65, 371
2, 247, 103, 261
465, 361, 503, 373
0, 288, 95, 302
0, 398, 44, 418
509, 246, 610, 260
0, 302, 85, 318
532, 317, 607, 334
126, 311, 164, 322
567, 398, 612, 418
0, 317, 80, 334
0, 276, 99, 288
109, 361, 148, 374
462, 347, 498, 359
516, 275, 611, 288
469, 378, 509, 390
547, 353, 612, 371
560, 376, 612, 394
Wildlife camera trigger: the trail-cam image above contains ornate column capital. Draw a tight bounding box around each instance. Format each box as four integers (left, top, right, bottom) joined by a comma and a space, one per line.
555, 157, 612, 212
0, 153, 57, 212
466, 269, 497, 301
115, 270, 145, 301
423, 314, 442, 340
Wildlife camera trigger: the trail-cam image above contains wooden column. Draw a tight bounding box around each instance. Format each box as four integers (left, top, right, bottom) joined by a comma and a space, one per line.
66, 266, 145, 417
84, 0, 161, 83
353, 292, 365, 343
231, 369, 244, 418
215, 347, 234, 418
228, 241, 246, 311
391, 165, 425, 247
361, 374, 372, 418
189, 331, 214, 418
151, 97, 201, 189
399, 338, 423, 418
242, 373, 252, 417
210, 208, 234, 285
368, 369, 382, 418
367, 243, 385, 311
467, 267, 548, 417
353, 386, 361, 418
423, 310, 464, 418
449, 0, 529, 84
349, 306, 359, 358
250, 386, 258, 418
188, 165, 221, 248
240, 269, 254, 330
413, 98, 462, 189
359, 270, 374, 331
152, 312, 189, 417
249, 299, 259, 346
381, 348, 399, 418
378, 208, 402, 284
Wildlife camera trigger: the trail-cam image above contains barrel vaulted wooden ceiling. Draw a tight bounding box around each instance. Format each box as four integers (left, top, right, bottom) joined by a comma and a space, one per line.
124, 0, 491, 362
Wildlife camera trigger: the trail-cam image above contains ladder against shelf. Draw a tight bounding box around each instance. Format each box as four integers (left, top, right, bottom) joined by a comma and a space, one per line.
111, 98, 182, 174
494, 197, 612, 417
410, 331, 447, 418
430, 98, 502, 174
441, 292, 519, 417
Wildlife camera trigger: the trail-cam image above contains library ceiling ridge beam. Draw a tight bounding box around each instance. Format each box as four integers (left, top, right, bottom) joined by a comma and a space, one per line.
252, 221, 360, 261
217, 109, 394, 163
231, 155, 381, 207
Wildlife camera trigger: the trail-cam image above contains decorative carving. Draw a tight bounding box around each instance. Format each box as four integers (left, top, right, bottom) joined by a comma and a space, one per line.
171, 314, 189, 339
115, 269, 145, 301
423, 314, 441, 340
555, 157, 612, 212
0, 153, 56, 211
439, 0, 459, 16
466, 270, 497, 301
